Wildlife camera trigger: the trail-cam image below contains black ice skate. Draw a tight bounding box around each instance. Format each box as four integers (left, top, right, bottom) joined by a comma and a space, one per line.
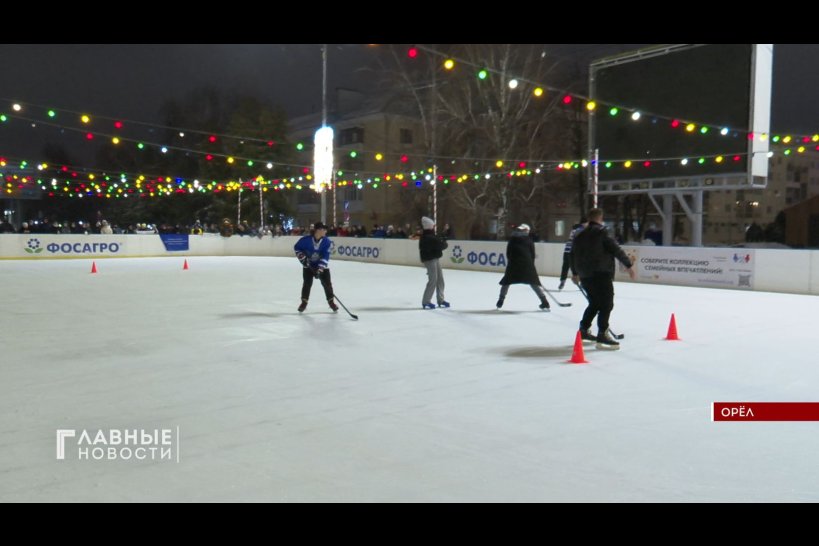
298, 299, 308, 313
596, 330, 620, 350
579, 327, 597, 344
328, 298, 339, 312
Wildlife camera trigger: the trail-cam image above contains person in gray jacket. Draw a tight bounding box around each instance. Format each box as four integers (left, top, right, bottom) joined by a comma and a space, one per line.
418, 216, 450, 309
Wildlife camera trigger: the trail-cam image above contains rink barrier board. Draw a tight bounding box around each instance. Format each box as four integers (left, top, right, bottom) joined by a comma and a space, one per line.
1, 234, 816, 296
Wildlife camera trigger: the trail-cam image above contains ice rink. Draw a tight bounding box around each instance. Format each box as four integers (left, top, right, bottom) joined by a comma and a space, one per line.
1, 256, 818, 501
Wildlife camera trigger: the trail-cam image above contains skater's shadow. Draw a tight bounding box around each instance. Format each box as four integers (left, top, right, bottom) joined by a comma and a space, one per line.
354, 306, 420, 312
502, 346, 576, 359
218, 311, 299, 319
455, 309, 539, 315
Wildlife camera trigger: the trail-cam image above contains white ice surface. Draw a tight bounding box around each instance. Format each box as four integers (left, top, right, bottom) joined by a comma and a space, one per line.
1, 256, 818, 501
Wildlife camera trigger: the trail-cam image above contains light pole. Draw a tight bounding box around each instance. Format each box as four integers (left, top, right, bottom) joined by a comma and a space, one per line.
315, 44, 330, 224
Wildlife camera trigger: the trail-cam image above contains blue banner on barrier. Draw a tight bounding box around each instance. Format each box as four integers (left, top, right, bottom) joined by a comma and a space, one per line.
159, 234, 190, 252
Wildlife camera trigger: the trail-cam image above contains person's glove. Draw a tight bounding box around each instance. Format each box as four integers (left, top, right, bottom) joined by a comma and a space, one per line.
296, 252, 310, 268
315, 264, 326, 278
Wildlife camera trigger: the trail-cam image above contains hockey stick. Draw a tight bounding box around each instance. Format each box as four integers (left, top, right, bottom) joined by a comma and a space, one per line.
333, 295, 358, 320
541, 287, 572, 307
576, 284, 624, 339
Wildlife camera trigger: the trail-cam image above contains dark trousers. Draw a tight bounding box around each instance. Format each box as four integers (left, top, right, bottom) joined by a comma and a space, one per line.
560, 252, 571, 281
579, 273, 615, 334
302, 268, 334, 301
498, 283, 547, 303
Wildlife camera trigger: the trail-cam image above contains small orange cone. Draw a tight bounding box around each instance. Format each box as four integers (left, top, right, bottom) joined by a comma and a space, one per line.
183, 259, 189, 270
666, 313, 680, 340
568, 330, 589, 364
91, 261, 98, 274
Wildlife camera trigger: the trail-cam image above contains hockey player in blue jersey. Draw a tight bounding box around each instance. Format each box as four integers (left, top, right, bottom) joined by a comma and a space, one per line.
294, 222, 338, 313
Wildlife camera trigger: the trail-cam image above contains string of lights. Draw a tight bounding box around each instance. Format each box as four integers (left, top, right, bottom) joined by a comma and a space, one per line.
1, 112, 313, 171
1, 97, 277, 145
12, 101, 814, 177
1, 106, 593, 169
5, 141, 812, 200
8, 95, 817, 173
406, 44, 819, 146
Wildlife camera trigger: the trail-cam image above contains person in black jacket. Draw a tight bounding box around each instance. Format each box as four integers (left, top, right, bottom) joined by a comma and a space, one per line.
419, 216, 450, 309
570, 208, 636, 349
496, 224, 549, 310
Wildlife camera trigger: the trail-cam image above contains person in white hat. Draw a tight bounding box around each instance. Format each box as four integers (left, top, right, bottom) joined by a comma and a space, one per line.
496, 223, 550, 311
418, 216, 450, 309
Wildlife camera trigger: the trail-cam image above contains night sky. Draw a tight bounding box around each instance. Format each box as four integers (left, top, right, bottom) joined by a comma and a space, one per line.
0, 44, 816, 162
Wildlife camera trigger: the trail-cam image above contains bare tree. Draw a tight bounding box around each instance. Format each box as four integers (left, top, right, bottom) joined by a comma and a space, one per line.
376, 44, 579, 239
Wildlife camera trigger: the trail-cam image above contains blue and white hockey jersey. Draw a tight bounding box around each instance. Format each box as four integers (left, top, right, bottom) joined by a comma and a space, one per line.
294, 235, 332, 269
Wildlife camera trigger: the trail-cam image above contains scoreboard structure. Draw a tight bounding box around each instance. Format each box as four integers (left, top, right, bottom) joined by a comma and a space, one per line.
588, 44, 773, 246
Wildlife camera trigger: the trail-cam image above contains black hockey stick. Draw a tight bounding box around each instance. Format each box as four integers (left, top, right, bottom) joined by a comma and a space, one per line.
542, 287, 572, 307
333, 295, 358, 320
607, 329, 624, 340
576, 284, 624, 339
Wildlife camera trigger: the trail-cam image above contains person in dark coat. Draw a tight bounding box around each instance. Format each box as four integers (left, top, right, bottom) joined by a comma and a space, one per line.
219, 218, 233, 237
570, 208, 636, 349
419, 216, 450, 309
496, 224, 549, 310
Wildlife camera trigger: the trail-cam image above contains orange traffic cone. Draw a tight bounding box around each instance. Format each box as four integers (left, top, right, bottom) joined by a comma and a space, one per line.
666, 313, 680, 340
183, 259, 189, 270
91, 261, 98, 274
568, 330, 589, 364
